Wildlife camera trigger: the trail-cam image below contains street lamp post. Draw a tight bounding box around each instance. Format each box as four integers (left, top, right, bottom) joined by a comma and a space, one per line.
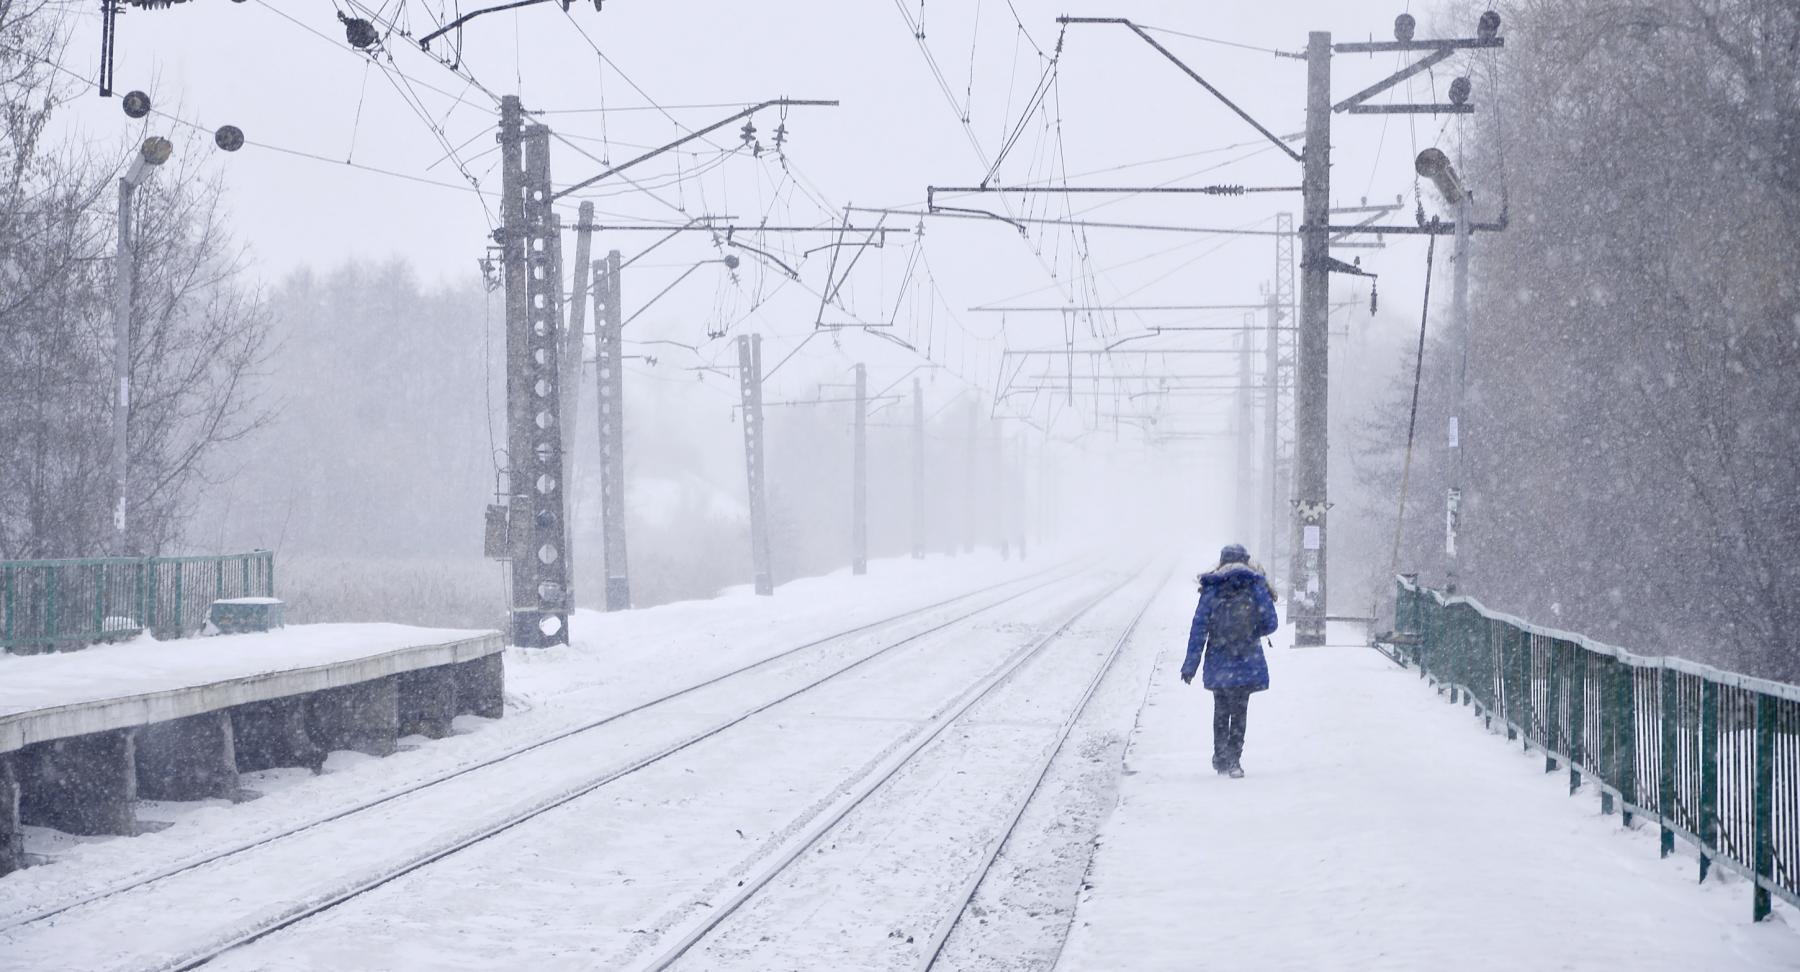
112, 136, 172, 555
1416, 148, 1473, 591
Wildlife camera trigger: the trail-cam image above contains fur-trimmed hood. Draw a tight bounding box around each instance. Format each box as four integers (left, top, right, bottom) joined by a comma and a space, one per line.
1198, 561, 1266, 590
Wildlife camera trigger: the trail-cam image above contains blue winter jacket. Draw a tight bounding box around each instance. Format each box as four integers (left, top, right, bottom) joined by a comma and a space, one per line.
1181, 563, 1280, 691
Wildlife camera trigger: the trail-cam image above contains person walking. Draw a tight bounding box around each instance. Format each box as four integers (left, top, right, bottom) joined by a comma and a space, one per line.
1180, 543, 1280, 778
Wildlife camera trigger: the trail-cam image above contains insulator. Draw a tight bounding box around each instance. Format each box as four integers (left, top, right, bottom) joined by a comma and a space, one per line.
1448, 77, 1472, 106
214, 124, 244, 152
1394, 14, 1416, 43
122, 90, 152, 119
339, 12, 378, 49
1478, 11, 1501, 40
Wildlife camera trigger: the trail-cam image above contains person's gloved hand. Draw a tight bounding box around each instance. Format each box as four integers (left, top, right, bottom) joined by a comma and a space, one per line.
1180, 670, 1194, 685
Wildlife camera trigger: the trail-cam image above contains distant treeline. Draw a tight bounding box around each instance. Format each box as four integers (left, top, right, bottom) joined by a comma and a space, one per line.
200, 259, 1016, 623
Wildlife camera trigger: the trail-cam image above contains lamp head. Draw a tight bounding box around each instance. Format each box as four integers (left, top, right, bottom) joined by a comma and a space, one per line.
140, 136, 173, 166
124, 136, 174, 186
1414, 148, 1468, 205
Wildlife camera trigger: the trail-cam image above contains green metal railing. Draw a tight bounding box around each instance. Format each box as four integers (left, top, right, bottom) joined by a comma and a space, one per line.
1391, 576, 1800, 921
0, 551, 275, 652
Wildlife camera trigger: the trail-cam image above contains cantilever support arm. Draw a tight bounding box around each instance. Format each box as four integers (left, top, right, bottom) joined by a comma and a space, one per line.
1058, 17, 1302, 164
552, 99, 838, 201
420, 0, 556, 49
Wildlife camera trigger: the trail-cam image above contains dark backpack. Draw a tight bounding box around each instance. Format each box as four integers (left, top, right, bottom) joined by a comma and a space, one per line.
1210, 580, 1261, 646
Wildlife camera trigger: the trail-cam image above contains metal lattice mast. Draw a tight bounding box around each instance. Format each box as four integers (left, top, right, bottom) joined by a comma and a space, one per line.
594, 249, 630, 610
962, 400, 978, 555
737, 334, 773, 595
562, 203, 594, 478
1235, 311, 1257, 533
1262, 292, 1283, 580
911, 377, 926, 560
499, 98, 571, 646
1291, 34, 1332, 647
1270, 212, 1298, 592
852, 363, 868, 575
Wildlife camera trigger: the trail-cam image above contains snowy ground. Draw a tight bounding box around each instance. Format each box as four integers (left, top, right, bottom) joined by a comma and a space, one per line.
4, 552, 1795, 971
1057, 601, 1800, 971
0, 551, 1099, 969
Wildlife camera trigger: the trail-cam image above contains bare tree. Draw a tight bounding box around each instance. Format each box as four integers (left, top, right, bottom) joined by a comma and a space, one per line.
1358, 0, 1800, 677
0, 2, 272, 558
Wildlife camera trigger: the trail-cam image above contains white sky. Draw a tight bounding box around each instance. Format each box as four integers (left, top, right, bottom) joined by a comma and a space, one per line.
48, 0, 1490, 434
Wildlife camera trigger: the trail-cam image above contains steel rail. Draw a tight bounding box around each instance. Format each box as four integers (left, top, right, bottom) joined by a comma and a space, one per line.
634, 566, 1151, 971
917, 569, 1167, 970
0, 562, 1076, 937
153, 563, 1090, 971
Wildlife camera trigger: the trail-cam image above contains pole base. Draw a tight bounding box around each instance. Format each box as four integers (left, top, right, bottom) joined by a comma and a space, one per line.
604, 576, 631, 612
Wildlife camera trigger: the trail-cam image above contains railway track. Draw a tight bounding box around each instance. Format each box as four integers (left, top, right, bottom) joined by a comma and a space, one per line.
0, 563, 1095, 970
630, 565, 1166, 971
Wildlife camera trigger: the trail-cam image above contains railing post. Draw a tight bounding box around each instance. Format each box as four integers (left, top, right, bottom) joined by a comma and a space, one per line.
1416, 586, 1431, 681
215, 558, 224, 599
1570, 651, 1586, 797
1752, 692, 1775, 920
145, 559, 159, 633
265, 550, 275, 596
93, 563, 105, 638
1479, 618, 1494, 726
1499, 624, 1513, 730
1617, 662, 1637, 826
241, 554, 250, 592
1600, 665, 1616, 814
1514, 628, 1527, 742
1545, 641, 1561, 773
2, 564, 11, 646
174, 564, 185, 637
45, 565, 58, 646
1699, 679, 1718, 883
1659, 666, 1677, 857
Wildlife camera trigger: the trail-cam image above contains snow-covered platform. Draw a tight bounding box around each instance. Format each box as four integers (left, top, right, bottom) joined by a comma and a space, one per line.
1058, 616, 1800, 971
0, 624, 503, 875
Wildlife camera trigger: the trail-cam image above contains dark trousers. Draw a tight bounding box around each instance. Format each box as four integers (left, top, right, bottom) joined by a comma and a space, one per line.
1212, 688, 1252, 770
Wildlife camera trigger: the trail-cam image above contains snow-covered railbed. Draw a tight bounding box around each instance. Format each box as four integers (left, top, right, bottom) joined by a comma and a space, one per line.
924, 572, 1181, 972
630, 565, 1165, 971
168, 568, 1125, 971
0, 554, 1086, 970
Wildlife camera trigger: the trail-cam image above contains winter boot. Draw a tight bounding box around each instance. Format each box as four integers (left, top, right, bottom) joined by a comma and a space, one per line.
1226, 765, 1245, 779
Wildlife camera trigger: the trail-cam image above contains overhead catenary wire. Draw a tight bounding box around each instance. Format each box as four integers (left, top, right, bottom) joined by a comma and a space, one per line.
1, 41, 495, 199
250, 0, 501, 109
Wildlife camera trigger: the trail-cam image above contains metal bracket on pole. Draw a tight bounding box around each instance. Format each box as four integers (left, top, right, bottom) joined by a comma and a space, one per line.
1056, 17, 1304, 164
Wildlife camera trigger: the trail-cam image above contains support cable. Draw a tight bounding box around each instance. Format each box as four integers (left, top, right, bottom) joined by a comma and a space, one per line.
1385, 234, 1438, 586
